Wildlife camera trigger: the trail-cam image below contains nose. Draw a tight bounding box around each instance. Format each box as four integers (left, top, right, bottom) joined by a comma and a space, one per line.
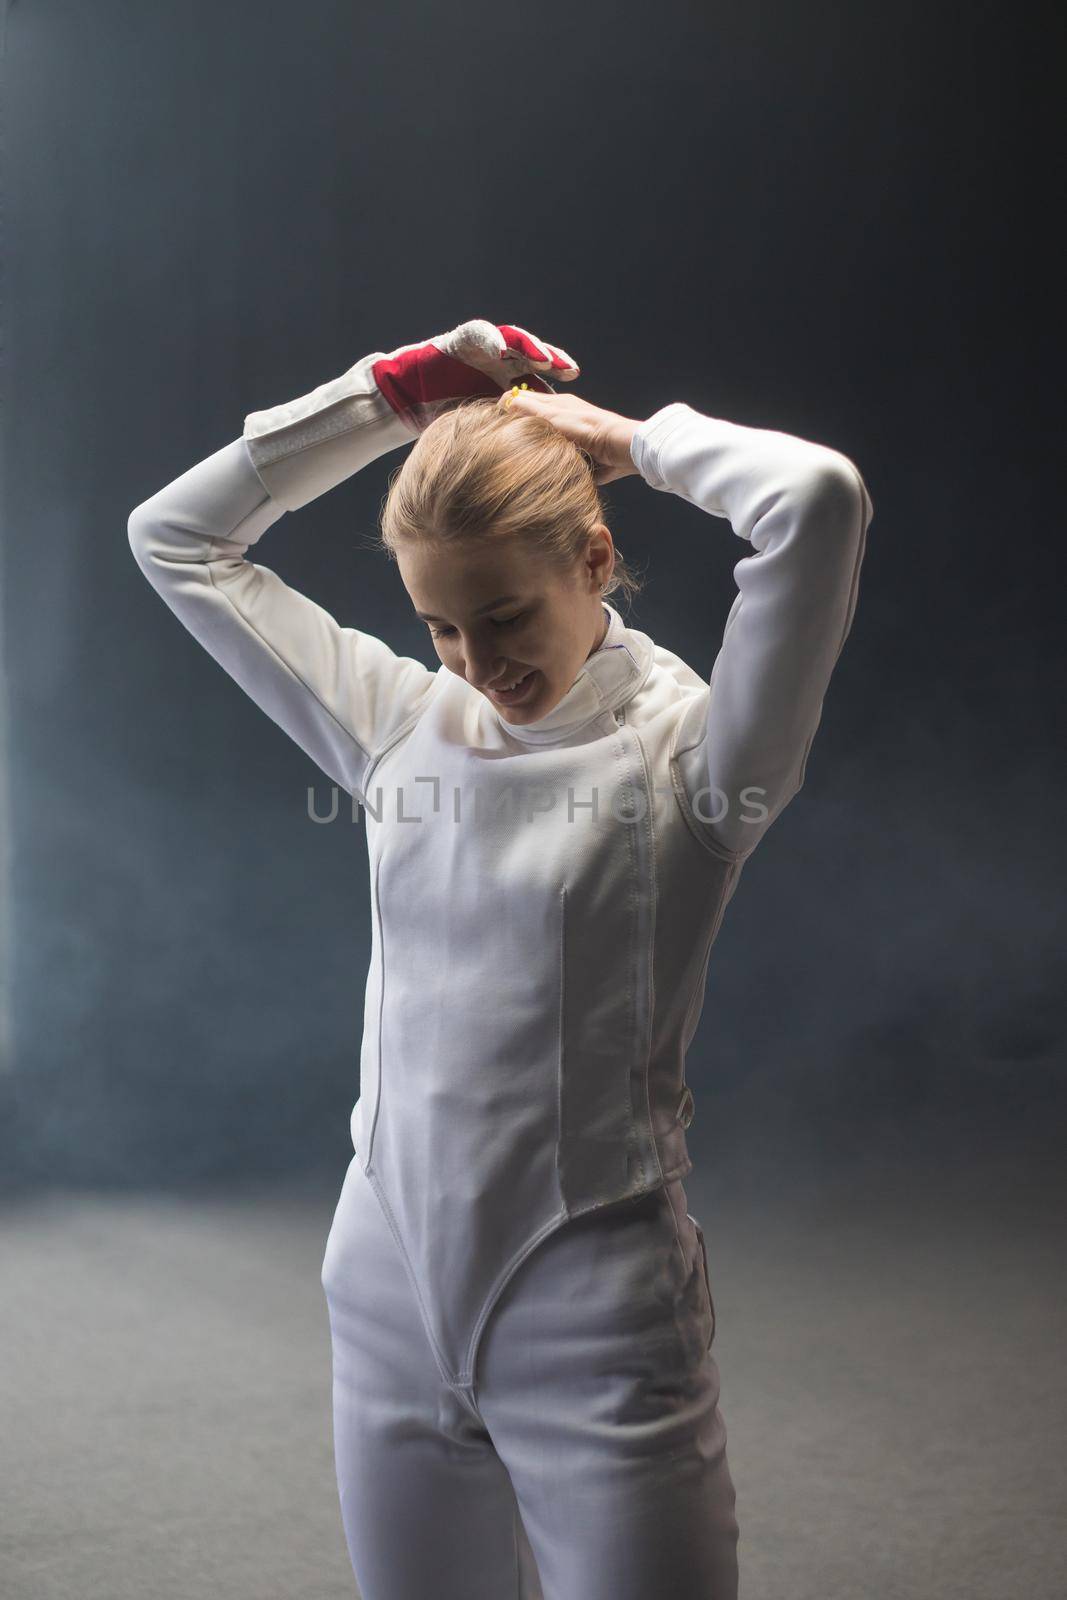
463, 639, 509, 689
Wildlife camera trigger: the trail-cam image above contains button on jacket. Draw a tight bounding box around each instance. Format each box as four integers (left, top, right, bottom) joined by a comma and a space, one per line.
128, 352, 873, 1390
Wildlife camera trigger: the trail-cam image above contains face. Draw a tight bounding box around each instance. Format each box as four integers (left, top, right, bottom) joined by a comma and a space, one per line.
398, 527, 615, 724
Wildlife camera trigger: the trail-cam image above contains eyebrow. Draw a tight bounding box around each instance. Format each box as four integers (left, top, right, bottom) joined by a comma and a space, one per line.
415, 594, 522, 623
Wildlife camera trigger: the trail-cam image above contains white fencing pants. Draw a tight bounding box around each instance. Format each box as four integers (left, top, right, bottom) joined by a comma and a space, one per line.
321, 1153, 740, 1600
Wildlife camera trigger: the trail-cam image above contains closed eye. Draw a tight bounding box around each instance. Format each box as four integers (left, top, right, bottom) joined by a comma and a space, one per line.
429, 612, 527, 640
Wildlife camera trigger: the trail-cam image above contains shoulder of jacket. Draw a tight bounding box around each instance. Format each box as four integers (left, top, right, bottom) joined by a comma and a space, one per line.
620, 634, 707, 736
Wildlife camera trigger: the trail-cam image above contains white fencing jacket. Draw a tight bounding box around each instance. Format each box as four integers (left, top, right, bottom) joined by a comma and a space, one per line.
128, 353, 873, 1388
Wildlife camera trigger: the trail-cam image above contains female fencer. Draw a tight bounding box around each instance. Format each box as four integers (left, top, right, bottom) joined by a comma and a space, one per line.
127, 317, 873, 1600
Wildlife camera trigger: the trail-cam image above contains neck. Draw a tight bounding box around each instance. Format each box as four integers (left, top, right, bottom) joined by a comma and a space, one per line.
586, 601, 610, 660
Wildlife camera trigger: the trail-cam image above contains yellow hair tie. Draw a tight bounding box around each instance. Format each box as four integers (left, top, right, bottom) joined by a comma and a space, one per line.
503, 382, 529, 411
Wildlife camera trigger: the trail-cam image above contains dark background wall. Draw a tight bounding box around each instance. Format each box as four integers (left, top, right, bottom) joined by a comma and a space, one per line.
1, 0, 1060, 1196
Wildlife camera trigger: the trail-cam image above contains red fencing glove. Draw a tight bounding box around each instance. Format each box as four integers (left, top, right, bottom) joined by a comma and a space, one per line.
243, 319, 581, 511
372, 318, 580, 434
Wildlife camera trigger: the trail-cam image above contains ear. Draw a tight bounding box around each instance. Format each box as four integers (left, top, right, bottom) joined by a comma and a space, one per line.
587, 523, 615, 589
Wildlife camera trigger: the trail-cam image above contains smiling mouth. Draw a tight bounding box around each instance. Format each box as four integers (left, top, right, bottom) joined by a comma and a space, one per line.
486, 669, 538, 705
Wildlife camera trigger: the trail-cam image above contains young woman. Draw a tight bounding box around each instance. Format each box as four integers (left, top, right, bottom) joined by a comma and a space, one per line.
128, 318, 873, 1600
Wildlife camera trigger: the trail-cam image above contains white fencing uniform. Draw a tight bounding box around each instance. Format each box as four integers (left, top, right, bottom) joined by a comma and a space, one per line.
128, 351, 872, 1599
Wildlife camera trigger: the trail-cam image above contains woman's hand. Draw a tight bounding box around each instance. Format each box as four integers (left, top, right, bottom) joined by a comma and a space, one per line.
372, 319, 580, 434
497, 388, 641, 486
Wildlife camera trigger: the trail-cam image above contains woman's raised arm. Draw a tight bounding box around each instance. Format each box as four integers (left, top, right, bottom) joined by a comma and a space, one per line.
127, 320, 579, 800
629, 401, 874, 861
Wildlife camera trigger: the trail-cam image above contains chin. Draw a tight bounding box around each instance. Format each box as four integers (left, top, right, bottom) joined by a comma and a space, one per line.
496, 680, 559, 722
498, 694, 550, 723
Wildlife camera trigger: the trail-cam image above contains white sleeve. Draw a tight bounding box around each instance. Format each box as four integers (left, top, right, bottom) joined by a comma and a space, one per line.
630, 401, 873, 861
127, 352, 437, 800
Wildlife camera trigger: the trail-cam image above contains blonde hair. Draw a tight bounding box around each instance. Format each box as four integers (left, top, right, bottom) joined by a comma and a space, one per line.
376, 396, 645, 608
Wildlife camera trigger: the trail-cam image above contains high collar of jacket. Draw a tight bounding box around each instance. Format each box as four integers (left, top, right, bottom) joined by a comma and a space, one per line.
482, 601, 654, 746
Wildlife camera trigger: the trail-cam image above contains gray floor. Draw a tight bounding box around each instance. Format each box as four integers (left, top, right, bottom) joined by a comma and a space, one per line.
2, 1149, 1064, 1600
